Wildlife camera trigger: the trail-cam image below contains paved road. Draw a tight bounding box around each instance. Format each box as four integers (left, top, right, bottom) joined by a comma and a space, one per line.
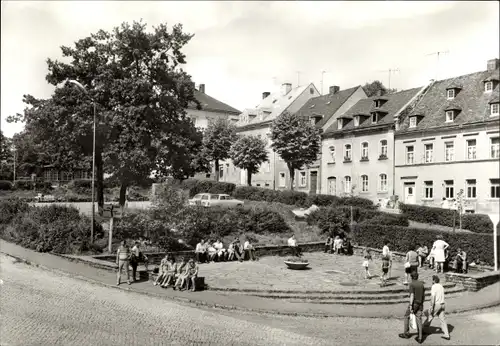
1, 254, 499, 346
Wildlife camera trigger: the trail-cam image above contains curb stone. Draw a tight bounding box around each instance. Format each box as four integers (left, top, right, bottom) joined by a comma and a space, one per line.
2, 251, 499, 319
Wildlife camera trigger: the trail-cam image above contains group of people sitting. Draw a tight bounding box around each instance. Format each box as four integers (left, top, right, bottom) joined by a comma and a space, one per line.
153, 254, 199, 291
412, 235, 469, 274
324, 234, 354, 256
194, 238, 257, 263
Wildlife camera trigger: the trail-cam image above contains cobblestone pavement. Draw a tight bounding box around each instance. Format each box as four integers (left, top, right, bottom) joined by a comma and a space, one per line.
202, 252, 443, 291
2, 254, 500, 346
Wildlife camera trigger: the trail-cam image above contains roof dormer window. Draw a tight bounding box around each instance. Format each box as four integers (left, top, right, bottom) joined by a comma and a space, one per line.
310, 104, 315, 108
485, 81, 493, 92
447, 89, 455, 99
371, 113, 378, 124
491, 103, 500, 117
409, 116, 417, 128
337, 119, 343, 130
272, 99, 278, 104
445, 110, 455, 123
354, 116, 360, 127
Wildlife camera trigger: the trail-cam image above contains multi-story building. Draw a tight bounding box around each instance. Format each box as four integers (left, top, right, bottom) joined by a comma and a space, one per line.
394, 58, 500, 212
320, 87, 425, 204
187, 84, 241, 180
275, 85, 367, 193
221, 83, 320, 187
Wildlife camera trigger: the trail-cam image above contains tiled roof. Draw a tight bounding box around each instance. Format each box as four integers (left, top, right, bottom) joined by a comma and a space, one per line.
295, 86, 361, 128
237, 83, 318, 126
324, 87, 422, 134
398, 69, 500, 133
188, 90, 241, 115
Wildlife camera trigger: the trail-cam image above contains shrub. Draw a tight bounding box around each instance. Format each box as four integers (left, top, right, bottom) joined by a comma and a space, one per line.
0, 180, 13, 190
233, 186, 307, 206
361, 213, 410, 227
34, 181, 53, 191
0, 198, 29, 225
305, 194, 340, 206
399, 203, 496, 234
336, 196, 376, 209
275, 190, 307, 206
351, 223, 500, 267
188, 180, 236, 197
13, 180, 34, 190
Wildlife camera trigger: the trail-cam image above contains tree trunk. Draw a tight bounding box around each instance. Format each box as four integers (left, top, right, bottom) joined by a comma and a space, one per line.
214, 160, 220, 182
247, 170, 252, 186
288, 164, 295, 191
96, 150, 104, 209
119, 183, 128, 215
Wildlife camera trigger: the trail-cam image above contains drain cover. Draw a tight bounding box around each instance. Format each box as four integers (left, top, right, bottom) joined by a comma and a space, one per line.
339, 282, 358, 286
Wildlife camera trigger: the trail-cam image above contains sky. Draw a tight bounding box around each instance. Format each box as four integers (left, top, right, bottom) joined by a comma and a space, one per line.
1, 1, 499, 137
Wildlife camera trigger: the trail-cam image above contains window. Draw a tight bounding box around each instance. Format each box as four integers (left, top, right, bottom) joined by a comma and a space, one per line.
299, 171, 307, 187
344, 176, 351, 193
263, 161, 271, 173
329, 146, 336, 163
310, 87, 314, 94
344, 144, 352, 160
491, 137, 500, 159
467, 139, 477, 160
380, 140, 388, 157
447, 89, 455, 99
445, 110, 454, 123
219, 166, 224, 179
337, 119, 343, 130
361, 175, 369, 192
406, 145, 414, 164
424, 181, 433, 199
361, 142, 369, 159
372, 113, 378, 124
424, 143, 433, 163
445, 142, 455, 162
485, 81, 493, 92
279, 172, 286, 187
491, 179, 500, 198
445, 180, 454, 199
354, 116, 360, 127
409, 117, 417, 128
379, 174, 388, 192
466, 179, 477, 199
491, 103, 500, 116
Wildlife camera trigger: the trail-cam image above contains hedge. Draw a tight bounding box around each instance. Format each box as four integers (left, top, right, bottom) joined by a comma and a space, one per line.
399, 203, 497, 234
307, 206, 408, 227
352, 223, 500, 267
232, 186, 308, 206
0, 180, 12, 190
13, 180, 53, 191
188, 180, 236, 197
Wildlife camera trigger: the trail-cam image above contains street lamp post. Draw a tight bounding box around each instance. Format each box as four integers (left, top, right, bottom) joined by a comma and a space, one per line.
12, 147, 16, 184
66, 79, 97, 244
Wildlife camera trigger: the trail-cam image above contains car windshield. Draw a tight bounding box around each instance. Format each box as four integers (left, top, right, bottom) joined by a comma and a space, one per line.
193, 194, 203, 199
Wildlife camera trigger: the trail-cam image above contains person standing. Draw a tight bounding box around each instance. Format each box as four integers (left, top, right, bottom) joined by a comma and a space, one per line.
116, 240, 131, 286
404, 246, 419, 285
130, 241, 143, 282
432, 235, 450, 273
399, 272, 425, 343
288, 235, 301, 257
425, 275, 450, 340
362, 248, 372, 279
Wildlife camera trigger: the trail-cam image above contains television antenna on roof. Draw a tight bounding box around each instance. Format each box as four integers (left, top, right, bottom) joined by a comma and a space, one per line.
376, 68, 400, 90
296, 71, 301, 87
426, 50, 449, 80
321, 70, 328, 95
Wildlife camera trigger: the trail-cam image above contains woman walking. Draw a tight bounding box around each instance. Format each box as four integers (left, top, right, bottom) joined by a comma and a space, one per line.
432, 235, 450, 273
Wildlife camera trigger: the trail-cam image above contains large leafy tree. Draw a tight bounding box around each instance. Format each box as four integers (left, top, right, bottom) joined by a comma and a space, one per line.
0, 131, 13, 180
270, 112, 321, 190
362, 80, 397, 97
8, 21, 201, 208
201, 117, 237, 182
229, 135, 268, 186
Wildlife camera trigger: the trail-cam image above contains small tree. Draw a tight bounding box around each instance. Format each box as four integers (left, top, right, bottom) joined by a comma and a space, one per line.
362, 80, 397, 97
202, 117, 237, 181
229, 135, 268, 186
270, 112, 321, 190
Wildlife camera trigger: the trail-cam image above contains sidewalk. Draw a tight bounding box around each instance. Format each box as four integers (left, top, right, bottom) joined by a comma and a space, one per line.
1, 239, 499, 319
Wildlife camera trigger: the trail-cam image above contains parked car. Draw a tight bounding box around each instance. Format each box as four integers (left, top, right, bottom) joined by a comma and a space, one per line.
188, 193, 244, 209
33, 193, 56, 203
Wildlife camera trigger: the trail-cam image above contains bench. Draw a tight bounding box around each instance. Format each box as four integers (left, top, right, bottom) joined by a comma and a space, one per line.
150, 273, 205, 291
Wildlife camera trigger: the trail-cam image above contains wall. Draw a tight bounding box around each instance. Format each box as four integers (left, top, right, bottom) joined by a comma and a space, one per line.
395, 125, 500, 209
320, 128, 394, 204
445, 271, 500, 291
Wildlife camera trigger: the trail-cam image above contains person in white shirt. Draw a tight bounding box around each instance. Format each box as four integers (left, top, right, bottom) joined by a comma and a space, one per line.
288, 235, 301, 257
333, 236, 344, 255
206, 241, 217, 262
130, 241, 148, 281
243, 239, 256, 261
425, 275, 450, 340
432, 235, 449, 273
213, 239, 226, 261
382, 240, 392, 278
195, 240, 207, 263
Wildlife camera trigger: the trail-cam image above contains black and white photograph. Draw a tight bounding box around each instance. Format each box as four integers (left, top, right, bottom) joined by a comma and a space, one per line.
1, 1, 499, 345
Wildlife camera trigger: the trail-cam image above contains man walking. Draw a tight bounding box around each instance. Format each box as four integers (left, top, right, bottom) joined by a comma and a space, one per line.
116, 240, 131, 286
425, 275, 450, 340
399, 272, 425, 343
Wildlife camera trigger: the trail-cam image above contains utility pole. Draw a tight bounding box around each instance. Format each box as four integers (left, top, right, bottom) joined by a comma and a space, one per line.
426, 50, 449, 80
376, 68, 400, 90
296, 71, 301, 87
321, 70, 327, 95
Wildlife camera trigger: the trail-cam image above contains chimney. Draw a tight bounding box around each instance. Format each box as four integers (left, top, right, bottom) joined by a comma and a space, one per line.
329, 86, 340, 95
487, 58, 500, 71
199, 84, 205, 93
281, 83, 292, 96
262, 92, 271, 99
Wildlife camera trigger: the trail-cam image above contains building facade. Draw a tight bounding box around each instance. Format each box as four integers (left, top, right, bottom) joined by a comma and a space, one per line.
394, 59, 500, 213
320, 87, 425, 204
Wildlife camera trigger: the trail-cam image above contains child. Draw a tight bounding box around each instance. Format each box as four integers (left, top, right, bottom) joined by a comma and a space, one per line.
173, 257, 188, 291
381, 255, 390, 286
362, 248, 373, 279
153, 254, 169, 286
185, 258, 199, 292
160, 256, 177, 288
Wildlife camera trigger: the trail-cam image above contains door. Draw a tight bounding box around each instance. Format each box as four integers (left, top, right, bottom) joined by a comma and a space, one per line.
310, 171, 318, 194
327, 177, 337, 196
404, 183, 416, 204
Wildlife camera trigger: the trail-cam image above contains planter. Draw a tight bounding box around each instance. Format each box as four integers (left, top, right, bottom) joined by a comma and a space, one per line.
284, 261, 310, 270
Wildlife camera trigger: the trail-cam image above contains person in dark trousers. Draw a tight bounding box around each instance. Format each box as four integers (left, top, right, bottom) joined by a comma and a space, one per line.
399, 272, 425, 344
324, 235, 333, 253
